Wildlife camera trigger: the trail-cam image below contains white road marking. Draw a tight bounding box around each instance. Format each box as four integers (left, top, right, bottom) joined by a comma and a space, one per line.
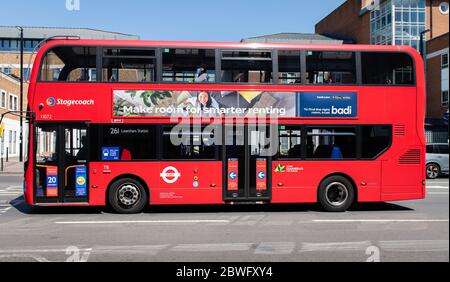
379, 240, 449, 252
0, 248, 92, 254
171, 243, 254, 252
300, 241, 372, 252
312, 219, 449, 223
427, 186, 449, 189
92, 245, 169, 255
54, 220, 231, 225
254, 242, 296, 255
428, 192, 449, 195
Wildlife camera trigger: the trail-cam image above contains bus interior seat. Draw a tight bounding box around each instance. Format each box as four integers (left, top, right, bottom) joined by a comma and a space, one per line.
121, 149, 132, 161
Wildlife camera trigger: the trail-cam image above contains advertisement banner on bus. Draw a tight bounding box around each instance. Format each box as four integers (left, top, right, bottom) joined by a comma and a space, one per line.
75, 166, 88, 197
227, 159, 239, 191
299, 92, 357, 118
113, 90, 296, 118
256, 159, 267, 191
113, 90, 358, 119
46, 166, 58, 197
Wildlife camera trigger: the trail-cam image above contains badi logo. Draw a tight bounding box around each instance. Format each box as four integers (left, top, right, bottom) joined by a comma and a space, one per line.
46, 97, 56, 107
160, 166, 181, 184
332, 106, 353, 115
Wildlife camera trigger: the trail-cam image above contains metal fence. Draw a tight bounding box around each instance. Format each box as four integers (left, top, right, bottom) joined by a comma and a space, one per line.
426, 131, 449, 144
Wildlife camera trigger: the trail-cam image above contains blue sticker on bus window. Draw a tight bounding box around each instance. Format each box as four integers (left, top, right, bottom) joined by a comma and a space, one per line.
299, 92, 357, 118
75, 166, 87, 197
102, 147, 120, 161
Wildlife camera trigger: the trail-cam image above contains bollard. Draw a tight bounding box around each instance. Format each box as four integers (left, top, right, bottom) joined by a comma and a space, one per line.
6, 147, 8, 162
1, 156, 3, 172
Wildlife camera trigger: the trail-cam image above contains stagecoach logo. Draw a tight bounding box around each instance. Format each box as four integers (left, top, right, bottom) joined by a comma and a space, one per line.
46, 97, 56, 107
160, 166, 181, 184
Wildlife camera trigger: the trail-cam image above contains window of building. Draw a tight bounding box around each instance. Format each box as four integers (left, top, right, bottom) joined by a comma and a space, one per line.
439, 2, 449, 14
442, 91, 449, 107
0, 90, 6, 109
97, 125, 158, 161
361, 125, 392, 159
306, 127, 356, 159
162, 126, 218, 160
305, 51, 357, 84
162, 48, 215, 83
1, 67, 12, 75
442, 53, 449, 69
40, 46, 97, 82
278, 50, 301, 84
221, 50, 273, 83
8, 94, 18, 111
103, 48, 156, 83
278, 125, 302, 159
361, 52, 414, 85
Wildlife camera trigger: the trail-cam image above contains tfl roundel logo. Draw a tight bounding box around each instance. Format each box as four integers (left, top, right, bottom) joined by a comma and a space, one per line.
46, 97, 56, 107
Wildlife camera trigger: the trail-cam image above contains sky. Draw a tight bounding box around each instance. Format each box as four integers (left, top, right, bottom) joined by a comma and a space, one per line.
1, 0, 345, 41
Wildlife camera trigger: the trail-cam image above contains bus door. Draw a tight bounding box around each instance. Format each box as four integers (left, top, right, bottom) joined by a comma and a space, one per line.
35, 124, 89, 204
224, 125, 272, 202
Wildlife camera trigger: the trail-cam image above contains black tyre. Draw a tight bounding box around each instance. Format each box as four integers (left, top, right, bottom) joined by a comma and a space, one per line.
318, 176, 355, 212
426, 163, 441, 179
108, 178, 148, 214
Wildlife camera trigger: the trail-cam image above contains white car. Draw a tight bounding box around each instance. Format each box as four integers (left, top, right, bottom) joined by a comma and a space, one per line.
426, 143, 449, 179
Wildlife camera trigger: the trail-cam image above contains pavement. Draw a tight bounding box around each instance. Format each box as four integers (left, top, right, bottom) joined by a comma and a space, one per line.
0, 175, 448, 262
0, 157, 23, 175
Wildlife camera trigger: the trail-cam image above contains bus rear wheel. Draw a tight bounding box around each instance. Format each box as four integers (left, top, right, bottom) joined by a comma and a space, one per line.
108, 178, 148, 214
318, 176, 355, 212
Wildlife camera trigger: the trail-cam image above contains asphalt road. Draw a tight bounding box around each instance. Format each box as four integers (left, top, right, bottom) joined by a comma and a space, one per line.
0, 175, 448, 262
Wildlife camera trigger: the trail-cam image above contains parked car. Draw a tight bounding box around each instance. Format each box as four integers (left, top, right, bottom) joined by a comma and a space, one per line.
426, 143, 449, 179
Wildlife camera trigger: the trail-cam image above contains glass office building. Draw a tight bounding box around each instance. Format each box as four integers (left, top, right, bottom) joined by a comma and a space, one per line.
370, 0, 427, 50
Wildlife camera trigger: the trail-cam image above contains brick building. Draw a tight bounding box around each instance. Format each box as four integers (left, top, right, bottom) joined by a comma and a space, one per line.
0, 26, 138, 159
315, 0, 449, 118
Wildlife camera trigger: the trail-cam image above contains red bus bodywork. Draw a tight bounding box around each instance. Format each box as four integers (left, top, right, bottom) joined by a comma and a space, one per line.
24, 40, 427, 208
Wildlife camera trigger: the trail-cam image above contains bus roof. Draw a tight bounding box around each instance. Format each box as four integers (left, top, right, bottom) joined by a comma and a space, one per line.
37, 38, 421, 55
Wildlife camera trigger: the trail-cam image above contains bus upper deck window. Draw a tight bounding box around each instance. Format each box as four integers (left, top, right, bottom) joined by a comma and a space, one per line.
102, 48, 157, 83
162, 48, 216, 83
39, 46, 97, 82
221, 51, 273, 83
305, 51, 356, 85
362, 52, 415, 85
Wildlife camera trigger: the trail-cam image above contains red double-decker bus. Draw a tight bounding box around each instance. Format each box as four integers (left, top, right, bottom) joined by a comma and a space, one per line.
21, 39, 426, 213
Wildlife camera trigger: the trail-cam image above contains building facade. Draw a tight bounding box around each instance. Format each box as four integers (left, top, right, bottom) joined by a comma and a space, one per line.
0, 26, 139, 159
316, 0, 449, 118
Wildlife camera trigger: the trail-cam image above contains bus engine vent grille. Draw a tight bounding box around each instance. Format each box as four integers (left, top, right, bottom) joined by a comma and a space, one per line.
399, 149, 421, 165
394, 125, 406, 136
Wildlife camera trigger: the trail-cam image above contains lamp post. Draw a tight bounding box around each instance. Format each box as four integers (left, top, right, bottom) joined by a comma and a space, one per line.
16, 26, 24, 162
420, 29, 431, 118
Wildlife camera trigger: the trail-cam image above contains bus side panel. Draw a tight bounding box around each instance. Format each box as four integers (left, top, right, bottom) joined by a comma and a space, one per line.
271, 161, 382, 204
154, 162, 223, 205
380, 154, 425, 201
89, 162, 223, 206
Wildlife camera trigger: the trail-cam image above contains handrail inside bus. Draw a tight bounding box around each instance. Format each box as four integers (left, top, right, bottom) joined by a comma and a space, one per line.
26, 35, 81, 83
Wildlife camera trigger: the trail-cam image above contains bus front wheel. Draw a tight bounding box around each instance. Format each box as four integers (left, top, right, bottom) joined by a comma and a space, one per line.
318, 176, 355, 212
108, 178, 148, 214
